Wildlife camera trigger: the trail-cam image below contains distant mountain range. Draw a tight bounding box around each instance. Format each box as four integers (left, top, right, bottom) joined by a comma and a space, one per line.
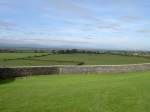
0, 41, 149, 52
0, 42, 95, 50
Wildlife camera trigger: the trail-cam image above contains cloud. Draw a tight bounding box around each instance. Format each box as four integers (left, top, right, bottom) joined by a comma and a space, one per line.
137, 29, 150, 33
0, 20, 17, 31
33, 38, 89, 44
81, 22, 122, 33
46, 0, 98, 21
0, 0, 21, 9
120, 16, 141, 22
97, 23, 121, 31
1, 37, 90, 44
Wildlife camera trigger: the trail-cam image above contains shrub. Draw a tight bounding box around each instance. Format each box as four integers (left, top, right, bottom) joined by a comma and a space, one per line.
77, 62, 85, 65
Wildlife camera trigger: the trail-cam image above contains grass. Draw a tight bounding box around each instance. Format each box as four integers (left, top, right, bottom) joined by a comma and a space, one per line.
1, 53, 150, 67
0, 71, 150, 112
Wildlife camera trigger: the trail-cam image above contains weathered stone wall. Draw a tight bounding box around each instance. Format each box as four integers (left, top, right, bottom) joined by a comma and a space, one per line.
59, 64, 150, 74
0, 67, 59, 79
0, 64, 150, 79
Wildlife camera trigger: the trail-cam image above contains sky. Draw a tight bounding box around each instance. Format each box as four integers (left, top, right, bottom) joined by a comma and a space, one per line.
0, 0, 150, 50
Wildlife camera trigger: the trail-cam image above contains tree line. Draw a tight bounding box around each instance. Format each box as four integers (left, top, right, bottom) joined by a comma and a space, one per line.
0, 48, 150, 56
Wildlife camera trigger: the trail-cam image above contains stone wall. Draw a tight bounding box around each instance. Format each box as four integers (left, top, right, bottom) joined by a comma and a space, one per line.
59, 64, 150, 74
0, 64, 150, 79
0, 67, 59, 79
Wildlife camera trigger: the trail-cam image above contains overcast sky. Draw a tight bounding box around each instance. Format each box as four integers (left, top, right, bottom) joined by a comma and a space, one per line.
0, 0, 150, 50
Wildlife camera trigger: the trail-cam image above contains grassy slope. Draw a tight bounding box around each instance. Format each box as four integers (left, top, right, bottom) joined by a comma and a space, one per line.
1, 53, 150, 66
0, 53, 49, 67
35, 54, 150, 65
0, 53, 45, 60
0, 72, 150, 112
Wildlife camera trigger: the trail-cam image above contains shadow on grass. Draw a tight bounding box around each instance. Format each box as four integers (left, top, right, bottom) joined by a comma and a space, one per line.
0, 78, 15, 85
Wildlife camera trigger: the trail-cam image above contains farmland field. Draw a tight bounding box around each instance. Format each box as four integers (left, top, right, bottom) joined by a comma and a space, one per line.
0, 71, 150, 112
0, 53, 150, 67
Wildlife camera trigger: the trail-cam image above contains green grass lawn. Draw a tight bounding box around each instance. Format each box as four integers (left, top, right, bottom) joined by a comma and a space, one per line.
0, 72, 150, 112
1, 53, 150, 67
